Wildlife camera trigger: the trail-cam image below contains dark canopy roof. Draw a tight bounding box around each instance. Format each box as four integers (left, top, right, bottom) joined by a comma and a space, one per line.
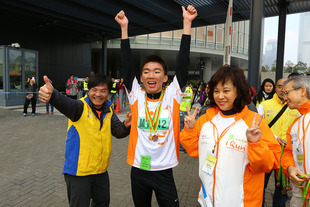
1, 0, 310, 42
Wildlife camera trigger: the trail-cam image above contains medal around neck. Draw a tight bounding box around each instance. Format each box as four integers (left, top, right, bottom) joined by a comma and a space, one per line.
145, 91, 164, 142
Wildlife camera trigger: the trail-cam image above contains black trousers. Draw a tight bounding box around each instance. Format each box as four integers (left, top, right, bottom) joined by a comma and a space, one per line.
64, 172, 110, 207
23, 97, 36, 114
131, 167, 179, 207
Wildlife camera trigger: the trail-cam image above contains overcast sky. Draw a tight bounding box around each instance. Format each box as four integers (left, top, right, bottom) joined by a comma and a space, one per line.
263, 13, 300, 64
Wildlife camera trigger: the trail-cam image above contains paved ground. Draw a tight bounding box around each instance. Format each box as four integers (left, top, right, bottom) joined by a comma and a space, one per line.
0, 103, 290, 207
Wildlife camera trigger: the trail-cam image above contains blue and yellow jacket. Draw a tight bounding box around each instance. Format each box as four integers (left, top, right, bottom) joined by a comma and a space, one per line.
49, 90, 130, 176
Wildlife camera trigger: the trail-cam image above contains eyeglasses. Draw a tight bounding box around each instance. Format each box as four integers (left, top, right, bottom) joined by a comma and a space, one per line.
90, 88, 109, 95
283, 87, 300, 97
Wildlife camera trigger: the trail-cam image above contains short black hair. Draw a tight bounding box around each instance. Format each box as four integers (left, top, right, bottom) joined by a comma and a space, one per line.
288, 72, 302, 78
141, 55, 167, 75
88, 74, 112, 91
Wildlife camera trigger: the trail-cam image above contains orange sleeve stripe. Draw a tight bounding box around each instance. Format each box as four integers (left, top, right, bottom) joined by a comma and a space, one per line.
172, 99, 181, 161
127, 100, 139, 166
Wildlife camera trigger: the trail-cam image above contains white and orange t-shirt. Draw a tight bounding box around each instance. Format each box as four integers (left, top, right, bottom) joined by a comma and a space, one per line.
126, 76, 183, 171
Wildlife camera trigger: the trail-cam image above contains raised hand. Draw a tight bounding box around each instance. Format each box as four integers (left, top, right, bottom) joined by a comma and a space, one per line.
246, 113, 263, 143
115, 10, 129, 28
39, 75, 54, 103
184, 106, 199, 129
182, 5, 198, 23
124, 112, 132, 128
182, 5, 197, 35
288, 166, 306, 188
115, 10, 129, 39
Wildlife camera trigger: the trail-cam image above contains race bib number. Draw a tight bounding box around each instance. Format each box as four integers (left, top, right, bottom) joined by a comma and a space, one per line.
137, 117, 169, 130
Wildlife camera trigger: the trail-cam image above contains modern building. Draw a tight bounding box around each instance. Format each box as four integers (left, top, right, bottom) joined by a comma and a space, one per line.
99, 21, 249, 83
263, 39, 277, 67
1, 0, 310, 106
298, 12, 310, 67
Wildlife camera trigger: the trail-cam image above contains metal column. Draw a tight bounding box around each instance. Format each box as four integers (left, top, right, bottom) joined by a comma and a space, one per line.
101, 35, 107, 75
248, 0, 265, 91
275, 0, 288, 82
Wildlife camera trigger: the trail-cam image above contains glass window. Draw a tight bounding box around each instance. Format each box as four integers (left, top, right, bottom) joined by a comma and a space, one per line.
8, 48, 22, 91
24, 51, 36, 82
207, 26, 215, 42
161, 31, 172, 45
216, 26, 223, 43
148, 32, 160, 44
173, 29, 183, 39
173, 29, 183, 45
0, 47, 3, 90
196, 26, 205, 41
232, 23, 238, 52
161, 31, 172, 38
238, 21, 245, 53
149, 32, 160, 37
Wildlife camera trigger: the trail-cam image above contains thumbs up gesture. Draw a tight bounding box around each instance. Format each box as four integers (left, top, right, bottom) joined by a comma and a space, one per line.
39, 75, 54, 103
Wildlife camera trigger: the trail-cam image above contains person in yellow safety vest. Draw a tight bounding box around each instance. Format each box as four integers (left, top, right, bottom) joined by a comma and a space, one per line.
109, 77, 118, 109
83, 76, 89, 97
257, 78, 300, 207
179, 84, 193, 153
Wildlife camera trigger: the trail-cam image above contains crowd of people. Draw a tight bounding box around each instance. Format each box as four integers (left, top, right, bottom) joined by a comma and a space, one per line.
28, 4, 310, 207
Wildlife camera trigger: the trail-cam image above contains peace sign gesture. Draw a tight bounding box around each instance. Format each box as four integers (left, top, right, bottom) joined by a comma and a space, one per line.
184, 106, 200, 129
246, 113, 263, 143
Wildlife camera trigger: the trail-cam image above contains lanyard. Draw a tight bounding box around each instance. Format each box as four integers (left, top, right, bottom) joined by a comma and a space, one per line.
144, 91, 164, 133
299, 174, 310, 207
210, 119, 237, 154
297, 115, 310, 174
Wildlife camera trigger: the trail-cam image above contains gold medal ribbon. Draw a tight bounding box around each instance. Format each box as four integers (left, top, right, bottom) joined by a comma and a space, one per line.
145, 91, 164, 134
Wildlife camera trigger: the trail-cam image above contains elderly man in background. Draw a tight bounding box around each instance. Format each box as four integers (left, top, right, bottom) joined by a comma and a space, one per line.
281, 76, 310, 207
258, 78, 300, 207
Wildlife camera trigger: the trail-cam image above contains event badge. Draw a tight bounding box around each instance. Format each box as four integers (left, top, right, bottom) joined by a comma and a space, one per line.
140, 155, 151, 171
296, 150, 304, 169
202, 153, 217, 175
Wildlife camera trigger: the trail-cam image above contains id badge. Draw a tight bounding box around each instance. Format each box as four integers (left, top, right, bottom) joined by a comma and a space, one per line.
202, 153, 217, 175
296, 150, 304, 169
140, 155, 151, 171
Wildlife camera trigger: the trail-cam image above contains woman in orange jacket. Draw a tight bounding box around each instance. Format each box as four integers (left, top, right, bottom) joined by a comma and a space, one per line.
180, 65, 281, 207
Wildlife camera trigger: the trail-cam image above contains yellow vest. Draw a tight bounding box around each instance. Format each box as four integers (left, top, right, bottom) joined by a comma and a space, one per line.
63, 96, 113, 176
111, 82, 117, 94
261, 94, 299, 141
180, 86, 193, 111
83, 81, 88, 91
255, 97, 265, 107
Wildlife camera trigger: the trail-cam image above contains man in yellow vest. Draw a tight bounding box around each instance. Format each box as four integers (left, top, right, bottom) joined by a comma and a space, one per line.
258, 78, 299, 207
38, 74, 132, 206
179, 83, 193, 152
82, 76, 89, 97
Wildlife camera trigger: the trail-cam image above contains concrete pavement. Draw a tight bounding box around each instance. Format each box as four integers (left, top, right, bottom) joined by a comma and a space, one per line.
0, 103, 289, 206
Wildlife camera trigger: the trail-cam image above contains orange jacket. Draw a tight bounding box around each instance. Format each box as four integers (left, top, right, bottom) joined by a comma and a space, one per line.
180, 106, 281, 207
281, 100, 310, 197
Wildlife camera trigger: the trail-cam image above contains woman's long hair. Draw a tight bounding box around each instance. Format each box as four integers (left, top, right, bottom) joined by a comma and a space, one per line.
252, 78, 275, 105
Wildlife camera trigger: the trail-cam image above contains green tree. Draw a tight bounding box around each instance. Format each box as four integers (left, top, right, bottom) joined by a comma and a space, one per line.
261, 65, 270, 72
270, 60, 277, 72
293, 61, 308, 74
284, 60, 294, 73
